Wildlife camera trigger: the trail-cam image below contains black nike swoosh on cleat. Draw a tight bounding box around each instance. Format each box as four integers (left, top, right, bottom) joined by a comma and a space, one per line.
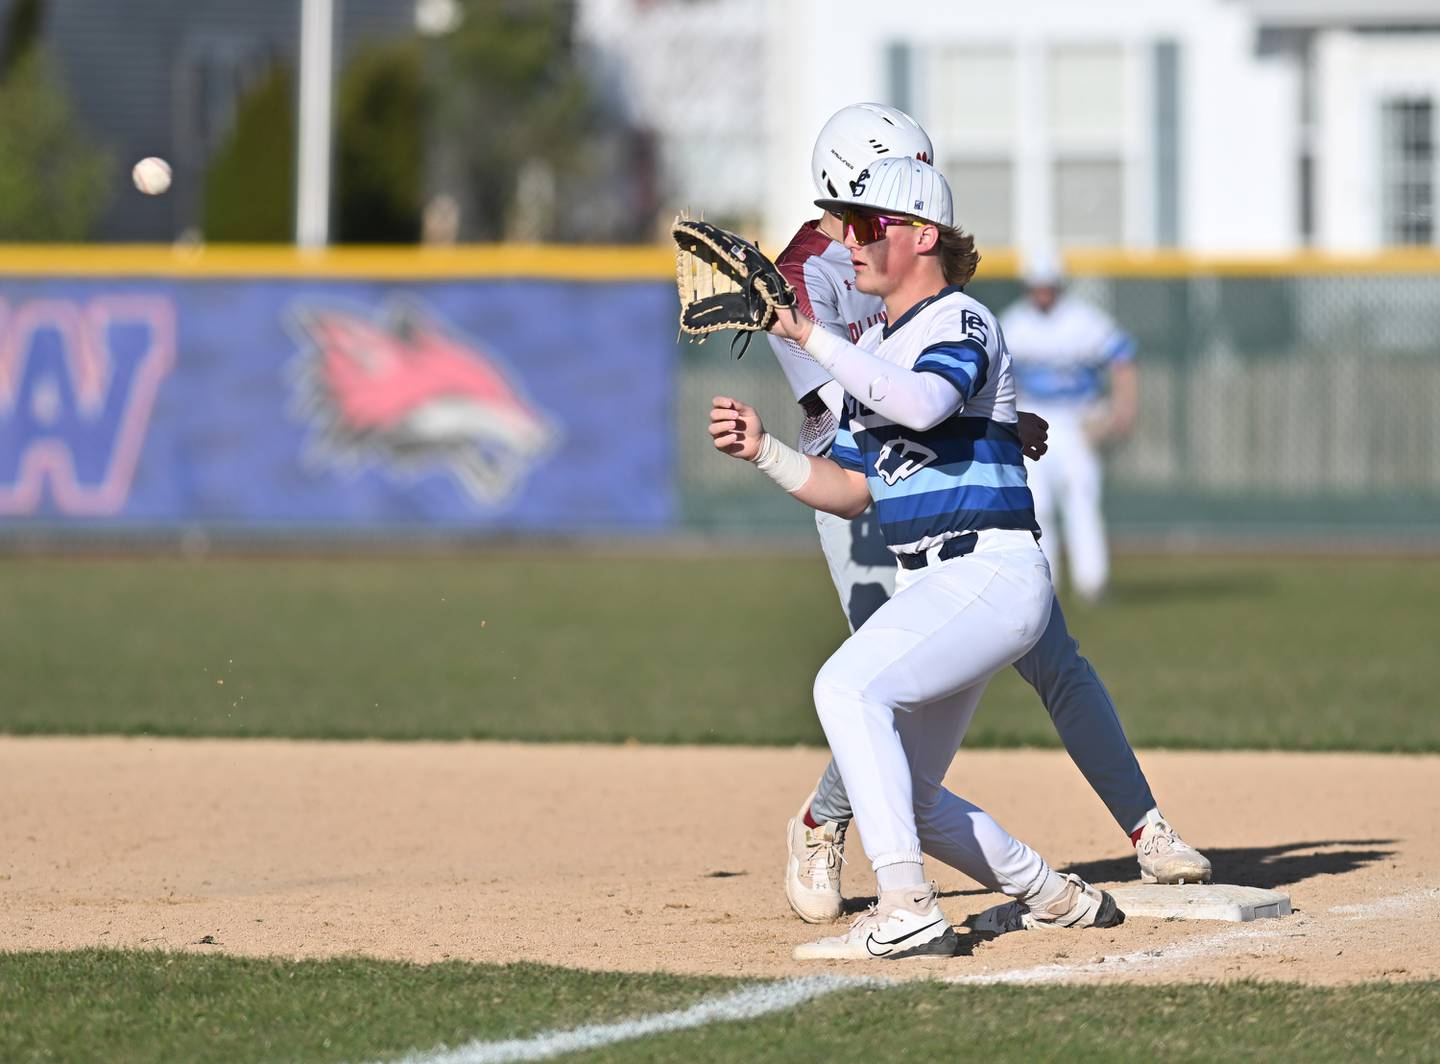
1093, 892, 1126, 929
865, 917, 946, 957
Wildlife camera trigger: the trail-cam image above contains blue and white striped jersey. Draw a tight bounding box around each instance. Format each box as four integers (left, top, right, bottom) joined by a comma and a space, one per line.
828, 286, 1040, 554
999, 294, 1134, 416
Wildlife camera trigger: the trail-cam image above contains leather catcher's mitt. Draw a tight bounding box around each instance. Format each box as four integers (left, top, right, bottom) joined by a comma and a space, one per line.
672, 217, 797, 339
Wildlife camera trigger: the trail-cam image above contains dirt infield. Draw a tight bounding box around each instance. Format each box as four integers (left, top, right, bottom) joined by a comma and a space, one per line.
2, 738, 1437, 985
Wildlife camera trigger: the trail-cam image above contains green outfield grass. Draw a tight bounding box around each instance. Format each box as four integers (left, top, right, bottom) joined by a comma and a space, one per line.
0, 950, 734, 1064
1, 951, 1436, 1064
586, 979, 1440, 1063
0, 553, 1436, 750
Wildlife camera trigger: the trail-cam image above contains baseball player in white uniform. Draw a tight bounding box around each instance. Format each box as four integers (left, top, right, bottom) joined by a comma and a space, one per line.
1001, 255, 1139, 603
712, 156, 1126, 960
766, 105, 1209, 932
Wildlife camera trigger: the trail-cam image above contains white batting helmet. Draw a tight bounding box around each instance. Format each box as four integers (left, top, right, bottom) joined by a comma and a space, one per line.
1022, 249, 1066, 288
811, 103, 934, 201
814, 155, 954, 228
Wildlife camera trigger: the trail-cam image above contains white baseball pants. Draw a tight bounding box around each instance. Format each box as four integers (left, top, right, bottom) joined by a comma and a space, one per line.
809, 504, 1156, 836
812, 530, 1057, 895
1026, 417, 1107, 601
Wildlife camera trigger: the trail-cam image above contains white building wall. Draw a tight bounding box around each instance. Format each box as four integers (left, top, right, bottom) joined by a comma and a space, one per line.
758, 0, 892, 249
1315, 32, 1371, 251
761, 0, 1301, 253
1149, 1, 1292, 254
1315, 31, 1440, 251
1179, 6, 1299, 252
576, 0, 1440, 255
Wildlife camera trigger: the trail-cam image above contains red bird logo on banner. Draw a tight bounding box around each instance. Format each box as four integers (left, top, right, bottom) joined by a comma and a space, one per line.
288, 300, 557, 505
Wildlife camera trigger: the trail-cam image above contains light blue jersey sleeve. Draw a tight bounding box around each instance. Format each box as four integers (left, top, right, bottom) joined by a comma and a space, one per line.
911, 304, 999, 402
829, 400, 865, 472
913, 339, 990, 401
1102, 328, 1136, 364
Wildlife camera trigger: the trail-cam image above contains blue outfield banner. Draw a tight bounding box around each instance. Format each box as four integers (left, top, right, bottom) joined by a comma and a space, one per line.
0, 279, 677, 533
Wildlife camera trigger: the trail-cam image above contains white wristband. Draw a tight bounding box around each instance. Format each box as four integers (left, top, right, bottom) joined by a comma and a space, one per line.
752, 433, 813, 494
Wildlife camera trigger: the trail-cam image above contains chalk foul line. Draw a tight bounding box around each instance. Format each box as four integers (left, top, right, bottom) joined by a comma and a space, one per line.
368, 974, 885, 1064
367, 887, 1440, 1061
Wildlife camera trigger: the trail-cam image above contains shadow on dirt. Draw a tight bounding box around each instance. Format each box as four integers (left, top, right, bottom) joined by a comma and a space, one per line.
1061, 838, 1399, 890
838, 839, 1397, 919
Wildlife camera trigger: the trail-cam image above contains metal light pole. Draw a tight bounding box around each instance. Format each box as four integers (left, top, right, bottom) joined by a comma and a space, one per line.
296, 0, 335, 248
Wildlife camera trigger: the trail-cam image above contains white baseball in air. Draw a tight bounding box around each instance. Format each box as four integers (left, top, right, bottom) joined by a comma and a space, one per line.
131, 157, 172, 195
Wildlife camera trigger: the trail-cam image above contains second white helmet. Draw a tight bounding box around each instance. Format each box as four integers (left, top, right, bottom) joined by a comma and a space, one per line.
814, 155, 954, 228
811, 103, 934, 201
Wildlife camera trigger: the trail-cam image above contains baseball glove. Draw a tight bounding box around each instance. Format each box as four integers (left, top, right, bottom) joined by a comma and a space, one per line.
672, 217, 797, 342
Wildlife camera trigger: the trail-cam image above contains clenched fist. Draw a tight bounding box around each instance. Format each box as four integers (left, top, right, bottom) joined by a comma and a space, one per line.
1018, 410, 1049, 461
708, 396, 766, 461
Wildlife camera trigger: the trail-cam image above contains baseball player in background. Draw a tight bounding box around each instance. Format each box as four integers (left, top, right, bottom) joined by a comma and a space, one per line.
713, 155, 1124, 959
767, 104, 1209, 930
1001, 255, 1139, 603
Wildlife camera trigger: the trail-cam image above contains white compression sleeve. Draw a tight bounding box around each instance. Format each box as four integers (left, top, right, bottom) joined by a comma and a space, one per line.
804, 326, 964, 431
752, 433, 813, 493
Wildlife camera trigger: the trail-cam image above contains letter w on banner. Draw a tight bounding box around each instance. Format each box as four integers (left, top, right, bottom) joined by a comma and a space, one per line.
0, 297, 176, 515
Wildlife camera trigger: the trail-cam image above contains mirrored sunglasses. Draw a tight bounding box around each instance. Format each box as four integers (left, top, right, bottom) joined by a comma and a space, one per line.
842, 210, 927, 246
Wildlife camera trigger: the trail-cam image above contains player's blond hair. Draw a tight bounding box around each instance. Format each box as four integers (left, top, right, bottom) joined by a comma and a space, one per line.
935, 224, 980, 287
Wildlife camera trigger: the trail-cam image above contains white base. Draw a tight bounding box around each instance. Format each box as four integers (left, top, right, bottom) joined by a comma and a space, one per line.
1108, 883, 1292, 923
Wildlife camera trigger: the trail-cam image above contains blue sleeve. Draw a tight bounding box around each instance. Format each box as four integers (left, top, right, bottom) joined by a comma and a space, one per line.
913, 339, 990, 401
829, 404, 864, 472
1102, 329, 1136, 364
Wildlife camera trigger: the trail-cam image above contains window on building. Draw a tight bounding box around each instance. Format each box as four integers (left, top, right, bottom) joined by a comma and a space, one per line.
1049, 45, 1125, 140
1054, 158, 1124, 245
920, 39, 1140, 250
945, 159, 1014, 246
1049, 44, 1126, 247
934, 47, 1017, 138
929, 46, 1016, 246
1381, 97, 1434, 245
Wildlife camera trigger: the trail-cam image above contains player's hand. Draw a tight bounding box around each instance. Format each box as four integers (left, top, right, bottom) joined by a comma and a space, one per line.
768, 305, 813, 346
1018, 410, 1049, 461
1081, 404, 1132, 447
709, 396, 765, 461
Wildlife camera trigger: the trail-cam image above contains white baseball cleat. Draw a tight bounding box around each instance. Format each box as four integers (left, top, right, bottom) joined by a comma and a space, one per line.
1135, 809, 1212, 885
972, 873, 1125, 934
794, 883, 958, 960
784, 792, 845, 923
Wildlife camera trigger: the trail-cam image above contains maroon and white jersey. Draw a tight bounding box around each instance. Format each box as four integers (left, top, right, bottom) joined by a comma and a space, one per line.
764, 221, 887, 455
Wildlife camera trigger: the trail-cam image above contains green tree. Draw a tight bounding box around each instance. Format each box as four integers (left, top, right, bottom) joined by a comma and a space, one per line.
334, 41, 425, 243
0, 48, 111, 240
437, 0, 598, 240
0, 0, 44, 75
202, 0, 612, 243
202, 64, 296, 242
203, 45, 427, 243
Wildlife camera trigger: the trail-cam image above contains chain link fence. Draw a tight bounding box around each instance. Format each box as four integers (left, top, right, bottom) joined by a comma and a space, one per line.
677, 269, 1440, 547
